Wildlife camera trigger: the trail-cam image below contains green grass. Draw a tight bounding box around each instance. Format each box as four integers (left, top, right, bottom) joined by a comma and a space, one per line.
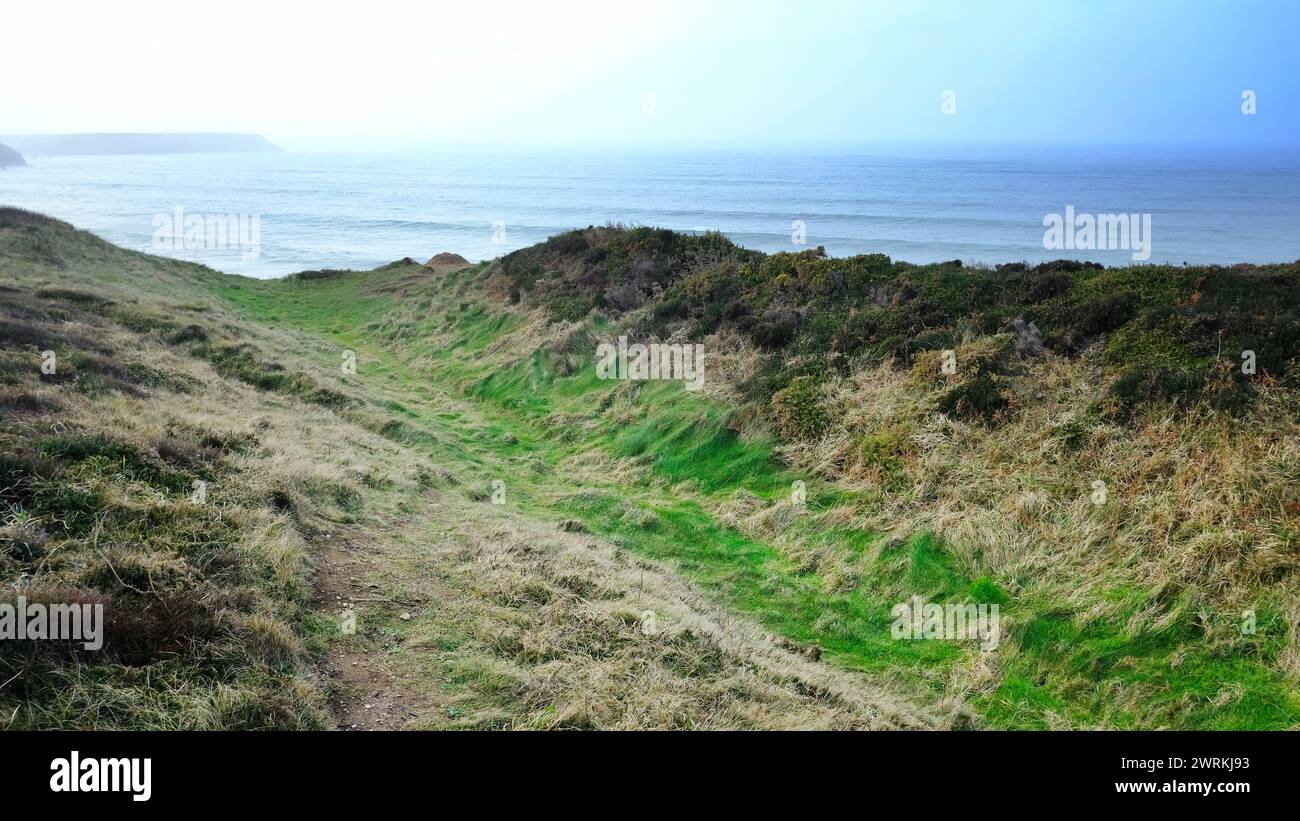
8, 210, 1295, 729
199, 258, 1300, 729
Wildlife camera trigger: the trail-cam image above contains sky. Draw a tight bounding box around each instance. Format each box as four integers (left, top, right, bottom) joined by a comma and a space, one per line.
3, 0, 1298, 151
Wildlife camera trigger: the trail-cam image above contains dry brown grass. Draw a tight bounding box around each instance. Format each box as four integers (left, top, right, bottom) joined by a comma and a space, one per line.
338, 492, 946, 730
767, 351, 1300, 673
4, 221, 943, 729
0, 257, 449, 727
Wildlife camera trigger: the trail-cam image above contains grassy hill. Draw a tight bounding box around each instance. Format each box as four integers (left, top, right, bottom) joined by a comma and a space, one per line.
2, 210, 1298, 729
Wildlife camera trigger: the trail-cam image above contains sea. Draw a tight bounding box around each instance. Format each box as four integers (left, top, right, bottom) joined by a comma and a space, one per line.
2, 145, 1298, 279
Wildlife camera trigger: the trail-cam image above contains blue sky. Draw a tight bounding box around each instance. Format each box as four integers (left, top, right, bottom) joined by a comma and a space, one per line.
585, 0, 1300, 149
4, 0, 1297, 149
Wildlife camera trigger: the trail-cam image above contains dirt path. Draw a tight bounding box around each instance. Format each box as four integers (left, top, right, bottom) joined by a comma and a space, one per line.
313, 490, 948, 730
313, 529, 436, 730
247, 280, 948, 729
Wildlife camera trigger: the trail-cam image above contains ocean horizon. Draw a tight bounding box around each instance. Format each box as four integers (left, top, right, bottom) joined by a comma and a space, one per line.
3, 144, 1298, 278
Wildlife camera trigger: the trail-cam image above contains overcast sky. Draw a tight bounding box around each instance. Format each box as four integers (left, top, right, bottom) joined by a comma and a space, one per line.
4, 0, 1297, 151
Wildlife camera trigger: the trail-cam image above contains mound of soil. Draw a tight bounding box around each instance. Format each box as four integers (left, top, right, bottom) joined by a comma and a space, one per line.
425, 252, 469, 269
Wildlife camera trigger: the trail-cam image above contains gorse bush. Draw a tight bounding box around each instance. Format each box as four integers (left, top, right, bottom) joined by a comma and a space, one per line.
771, 376, 833, 441
489, 225, 760, 323
909, 335, 1017, 422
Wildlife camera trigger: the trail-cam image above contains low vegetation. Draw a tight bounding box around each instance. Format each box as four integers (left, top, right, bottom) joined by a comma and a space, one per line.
3, 210, 1297, 729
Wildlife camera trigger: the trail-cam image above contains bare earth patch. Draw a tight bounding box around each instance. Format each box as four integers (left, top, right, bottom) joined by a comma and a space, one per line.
314, 530, 436, 730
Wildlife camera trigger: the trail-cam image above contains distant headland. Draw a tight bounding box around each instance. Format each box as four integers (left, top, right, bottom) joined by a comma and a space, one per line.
0, 133, 282, 157
0, 141, 25, 168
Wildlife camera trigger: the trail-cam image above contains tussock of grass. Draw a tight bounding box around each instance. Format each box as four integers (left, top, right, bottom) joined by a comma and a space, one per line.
202, 343, 353, 408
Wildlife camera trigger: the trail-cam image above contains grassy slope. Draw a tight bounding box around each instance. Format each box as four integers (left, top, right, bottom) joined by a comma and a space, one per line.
207, 243, 1300, 729
1, 212, 337, 727
4, 211, 1298, 728
0, 212, 935, 729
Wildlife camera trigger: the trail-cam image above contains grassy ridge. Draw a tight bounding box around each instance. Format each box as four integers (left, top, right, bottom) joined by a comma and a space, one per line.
4, 211, 1298, 728
201, 231, 1300, 729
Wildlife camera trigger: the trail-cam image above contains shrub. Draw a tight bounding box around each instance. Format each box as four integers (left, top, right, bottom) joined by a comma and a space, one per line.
542, 290, 595, 323
771, 375, 832, 441
850, 425, 912, 489
912, 335, 1016, 422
